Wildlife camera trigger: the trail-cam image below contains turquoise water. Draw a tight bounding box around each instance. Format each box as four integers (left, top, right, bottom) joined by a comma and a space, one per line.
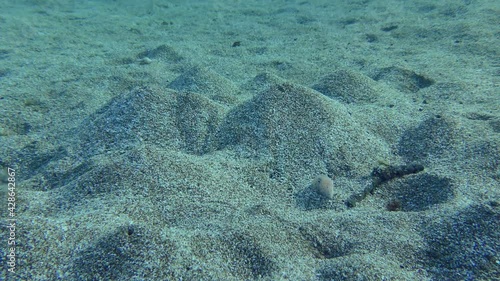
1, 1, 498, 280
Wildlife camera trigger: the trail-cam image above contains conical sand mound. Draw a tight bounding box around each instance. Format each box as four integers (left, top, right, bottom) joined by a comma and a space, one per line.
215, 79, 389, 182
78, 87, 226, 156
168, 66, 240, 104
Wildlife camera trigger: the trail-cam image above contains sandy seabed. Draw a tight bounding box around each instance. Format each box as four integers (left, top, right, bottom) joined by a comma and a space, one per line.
0, 0, 499, 280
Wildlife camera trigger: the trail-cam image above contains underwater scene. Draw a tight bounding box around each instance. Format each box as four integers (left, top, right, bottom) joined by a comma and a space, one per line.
0, 0, 499, 280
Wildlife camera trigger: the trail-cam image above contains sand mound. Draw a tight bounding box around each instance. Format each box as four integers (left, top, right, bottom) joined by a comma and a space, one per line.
9, 72, 499, 280
312, 69, 382, 104
168, 66, 241, 104
77, 87, 226, 156
216, 79, 388, 183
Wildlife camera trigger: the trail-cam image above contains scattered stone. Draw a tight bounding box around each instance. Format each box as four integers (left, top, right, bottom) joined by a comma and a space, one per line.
137, 57, 153, 65
312, 175, 335, 199
386, 199, 402, 211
